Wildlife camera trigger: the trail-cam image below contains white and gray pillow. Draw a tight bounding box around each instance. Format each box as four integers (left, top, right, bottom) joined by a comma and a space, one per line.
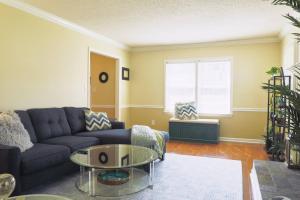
0, 111, 33, 152
84, 110, 112, 131
175, 102, 198, 120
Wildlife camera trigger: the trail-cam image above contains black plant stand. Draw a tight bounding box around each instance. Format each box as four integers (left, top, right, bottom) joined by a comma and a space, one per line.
266, 74, 291, 161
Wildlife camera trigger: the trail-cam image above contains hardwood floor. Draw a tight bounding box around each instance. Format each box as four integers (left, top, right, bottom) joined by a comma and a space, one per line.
166, 140, 269, 200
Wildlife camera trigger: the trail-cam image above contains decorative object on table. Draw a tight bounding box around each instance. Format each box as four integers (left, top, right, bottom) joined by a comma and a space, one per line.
0, 111, 33, 152
174, 102, 198, 120
84, 110, 111, 131
99, 72, 109, 83
97, 170, 130, 185
262, 0, 300, 168
0, 174, 15, 200
122, 67, 130, 80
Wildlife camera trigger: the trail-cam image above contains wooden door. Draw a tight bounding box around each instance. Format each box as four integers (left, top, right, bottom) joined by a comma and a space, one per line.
90, 52, 116, 118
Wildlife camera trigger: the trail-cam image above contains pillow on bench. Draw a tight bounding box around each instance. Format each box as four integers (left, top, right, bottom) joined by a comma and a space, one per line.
175, 102, 198, 120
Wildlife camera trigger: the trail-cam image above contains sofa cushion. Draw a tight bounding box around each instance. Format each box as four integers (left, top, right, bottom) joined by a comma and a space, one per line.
76, 129, 131, 144
28, 108, 71, 141
21, 143, 70, 175
84, 110, 112, 131
63, 107, 87, 134
42, 136, 99, 152
15, 110, 37, 143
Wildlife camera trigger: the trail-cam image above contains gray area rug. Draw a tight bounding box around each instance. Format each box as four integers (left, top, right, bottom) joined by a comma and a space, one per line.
27, 153, 243, 200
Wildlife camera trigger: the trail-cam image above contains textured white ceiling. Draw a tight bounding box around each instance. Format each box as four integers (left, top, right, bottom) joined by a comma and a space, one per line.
19, 0, 289, 47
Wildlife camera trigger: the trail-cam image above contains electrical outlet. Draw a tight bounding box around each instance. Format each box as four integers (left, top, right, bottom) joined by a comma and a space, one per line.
151, 120, 156, 125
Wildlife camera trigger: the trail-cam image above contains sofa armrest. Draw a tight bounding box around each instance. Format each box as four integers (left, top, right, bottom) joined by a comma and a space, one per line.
110, 121, 125, 129
0, 144, 21, 194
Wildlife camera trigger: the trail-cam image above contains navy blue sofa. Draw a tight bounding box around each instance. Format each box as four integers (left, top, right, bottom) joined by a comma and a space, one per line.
0, 107, 168, 195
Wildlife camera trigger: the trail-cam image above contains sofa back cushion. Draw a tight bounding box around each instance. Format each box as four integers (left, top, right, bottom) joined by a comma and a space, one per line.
28, 108, 71, 141
15, 110, 37, 143
63, 107, 87, 133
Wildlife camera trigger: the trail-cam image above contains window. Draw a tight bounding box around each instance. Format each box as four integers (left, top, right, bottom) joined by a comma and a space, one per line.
165, 59, 232, 115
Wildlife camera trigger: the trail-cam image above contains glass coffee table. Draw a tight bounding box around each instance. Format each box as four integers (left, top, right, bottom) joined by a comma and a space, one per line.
70, 144, 158, 197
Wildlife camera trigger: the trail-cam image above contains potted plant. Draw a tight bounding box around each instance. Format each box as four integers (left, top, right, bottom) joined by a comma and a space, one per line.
262, 0, 300, 168
266, 66, 281, 77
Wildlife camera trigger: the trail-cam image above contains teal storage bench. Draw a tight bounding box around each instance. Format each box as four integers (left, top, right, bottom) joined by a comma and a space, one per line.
169, 118, 220, 143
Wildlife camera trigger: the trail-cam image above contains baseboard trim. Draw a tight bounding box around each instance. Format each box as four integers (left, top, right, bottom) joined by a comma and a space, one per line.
220, 137, 265, 144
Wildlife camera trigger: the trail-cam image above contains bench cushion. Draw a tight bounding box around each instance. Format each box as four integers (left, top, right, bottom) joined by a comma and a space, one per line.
21, 143, 70, 175
42, 136, 99, 152
28, 108, 71, 141
169, 118, 219, 124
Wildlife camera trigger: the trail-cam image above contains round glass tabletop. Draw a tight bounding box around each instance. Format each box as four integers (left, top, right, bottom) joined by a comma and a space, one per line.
70, 144, 158, 169
8, 194, 71, 200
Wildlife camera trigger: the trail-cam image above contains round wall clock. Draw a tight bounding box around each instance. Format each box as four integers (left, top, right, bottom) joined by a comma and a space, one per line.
99, 72, 109, 83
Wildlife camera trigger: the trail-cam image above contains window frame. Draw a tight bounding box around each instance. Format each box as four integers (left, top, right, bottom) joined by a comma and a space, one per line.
164, 57, 233, 117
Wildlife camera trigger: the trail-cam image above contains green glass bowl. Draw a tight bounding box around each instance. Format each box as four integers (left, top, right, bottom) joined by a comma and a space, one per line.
97, 170, 130, 185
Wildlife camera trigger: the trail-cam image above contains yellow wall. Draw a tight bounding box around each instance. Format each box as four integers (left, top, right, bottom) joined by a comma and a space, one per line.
0, 3, 130, 123
0, 3, 284, 138
90, 53, 116, 118
129, 42, 281, 139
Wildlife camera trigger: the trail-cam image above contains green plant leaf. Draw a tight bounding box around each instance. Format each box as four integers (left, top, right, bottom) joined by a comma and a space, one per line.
273, 0, 300, 12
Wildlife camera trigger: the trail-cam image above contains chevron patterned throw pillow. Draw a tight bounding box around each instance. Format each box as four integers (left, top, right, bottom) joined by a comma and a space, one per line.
84, 110, 112, 131
175, 102, 198, 120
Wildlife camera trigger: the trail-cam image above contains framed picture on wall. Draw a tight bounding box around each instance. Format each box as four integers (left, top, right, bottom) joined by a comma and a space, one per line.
122, 67, 130, 80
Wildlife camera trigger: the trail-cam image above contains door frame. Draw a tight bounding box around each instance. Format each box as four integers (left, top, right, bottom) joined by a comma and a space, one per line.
87, 47, 120, 119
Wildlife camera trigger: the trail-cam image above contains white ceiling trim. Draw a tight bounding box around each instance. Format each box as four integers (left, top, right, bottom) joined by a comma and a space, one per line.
131, 37, 280, 52
0, 0, 129, 50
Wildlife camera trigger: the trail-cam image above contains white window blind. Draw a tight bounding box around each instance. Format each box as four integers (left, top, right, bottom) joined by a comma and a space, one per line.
165, 62, 196, 113
165, 59, 232, 115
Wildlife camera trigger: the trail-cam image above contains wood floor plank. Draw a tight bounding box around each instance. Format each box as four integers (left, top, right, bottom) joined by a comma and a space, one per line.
166, 140, 268, 200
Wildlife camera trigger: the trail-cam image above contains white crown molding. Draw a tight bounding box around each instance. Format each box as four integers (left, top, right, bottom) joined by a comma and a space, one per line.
220, 137, 264, 144
0, 0, 129, 50
131, 37, 280, 52
121, 105, 267, 112
92, 105, 115, 108
0, 0, 282, 52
